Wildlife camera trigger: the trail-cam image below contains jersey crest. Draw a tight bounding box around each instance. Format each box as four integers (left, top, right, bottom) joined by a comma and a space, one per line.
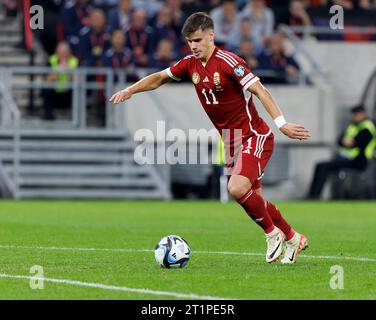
213, 72, 223, 91
213, 72, 220, 85
192, 72, 200, 84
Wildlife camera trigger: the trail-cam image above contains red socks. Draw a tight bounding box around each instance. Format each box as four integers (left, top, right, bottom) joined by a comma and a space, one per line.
237, 189, 275, 234
236, 187, 295, 240
266, 201, 295, 241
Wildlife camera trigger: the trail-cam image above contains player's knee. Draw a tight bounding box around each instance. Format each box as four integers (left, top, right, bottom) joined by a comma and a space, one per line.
227, 182, 249, 200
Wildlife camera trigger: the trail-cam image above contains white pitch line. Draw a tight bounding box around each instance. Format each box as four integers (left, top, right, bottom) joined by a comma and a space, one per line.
196, 250, 376, 262
0, 273, 232, 300
0, 244, 375, 263
0, 245, 151, 253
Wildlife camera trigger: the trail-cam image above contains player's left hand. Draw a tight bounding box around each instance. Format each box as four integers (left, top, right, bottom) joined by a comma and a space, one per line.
280, 123, 311, 140
109, 88, 132, 104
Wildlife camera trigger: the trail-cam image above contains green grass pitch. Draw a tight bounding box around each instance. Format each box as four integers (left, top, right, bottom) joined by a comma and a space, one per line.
0, 200, 375, 299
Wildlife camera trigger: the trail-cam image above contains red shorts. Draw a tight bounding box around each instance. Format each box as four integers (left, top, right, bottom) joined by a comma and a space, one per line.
227, 132, 274, 190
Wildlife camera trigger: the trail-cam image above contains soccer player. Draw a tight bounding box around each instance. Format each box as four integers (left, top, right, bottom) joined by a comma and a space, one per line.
110, 12, 310, 264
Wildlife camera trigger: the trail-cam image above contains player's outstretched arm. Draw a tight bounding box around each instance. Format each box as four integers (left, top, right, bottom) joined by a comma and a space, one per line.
249, 81, 311, 140
109, 70, 172, 104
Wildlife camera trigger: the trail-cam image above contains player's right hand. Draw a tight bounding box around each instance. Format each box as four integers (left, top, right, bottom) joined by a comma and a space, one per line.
280, 123, 311, 140
109, 88, 132, 104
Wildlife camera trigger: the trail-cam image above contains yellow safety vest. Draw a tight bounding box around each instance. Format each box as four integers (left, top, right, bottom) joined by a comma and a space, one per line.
339, 119, 376, 160
216, 136, 226, 166
49, 54, 79, 93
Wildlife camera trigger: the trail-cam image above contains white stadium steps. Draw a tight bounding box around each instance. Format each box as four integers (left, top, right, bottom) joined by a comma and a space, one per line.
3, 164, 148, 176
18, 189, 167, 199
0, 12, 170, 200
0, 12, 45, 67
0, 130, 171, 200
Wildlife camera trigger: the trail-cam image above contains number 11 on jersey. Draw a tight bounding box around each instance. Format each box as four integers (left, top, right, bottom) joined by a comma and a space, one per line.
202, 88, 219, 105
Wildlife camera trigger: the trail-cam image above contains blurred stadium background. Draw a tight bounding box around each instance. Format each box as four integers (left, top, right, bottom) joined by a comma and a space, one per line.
0, 0, 375, 201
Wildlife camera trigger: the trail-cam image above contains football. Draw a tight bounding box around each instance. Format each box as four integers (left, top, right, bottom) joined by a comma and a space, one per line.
154, 235, 191, 268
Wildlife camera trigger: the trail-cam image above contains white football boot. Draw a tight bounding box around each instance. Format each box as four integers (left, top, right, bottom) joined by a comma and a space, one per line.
280, 232, 309, 264
265, 227, 284, 263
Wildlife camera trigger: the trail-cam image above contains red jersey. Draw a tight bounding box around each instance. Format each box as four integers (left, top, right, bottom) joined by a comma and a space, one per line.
165, 47, 271, 146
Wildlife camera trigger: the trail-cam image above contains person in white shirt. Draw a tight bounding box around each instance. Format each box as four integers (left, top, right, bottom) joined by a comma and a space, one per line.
238, 0, 275, 52
209, 0, 240, 45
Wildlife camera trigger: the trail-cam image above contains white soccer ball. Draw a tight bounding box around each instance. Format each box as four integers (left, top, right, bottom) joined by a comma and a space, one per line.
154, 235, 191, 268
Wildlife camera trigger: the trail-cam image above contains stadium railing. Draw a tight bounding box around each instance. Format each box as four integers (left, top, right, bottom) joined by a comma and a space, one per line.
0, 66, 116, 129
0, 66, 174, 199
286, 25, 376, 40
279, 25, 328, 81
0, 66, 171, 129
0, 81, 20, 198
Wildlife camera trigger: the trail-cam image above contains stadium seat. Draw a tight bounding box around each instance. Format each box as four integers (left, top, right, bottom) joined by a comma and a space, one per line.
331, 156, 376, 199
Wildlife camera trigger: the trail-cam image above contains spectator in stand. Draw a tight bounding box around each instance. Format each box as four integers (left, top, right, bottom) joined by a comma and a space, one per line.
42, 41, 79, 120
361, 0, 376, 9
102, 29, 134, 70
307, 105, 376, 199
164, 0, 187, 33
90, 0, 118, 11
148, 38, 180, 70
2, 0, 17, 17
332, 0, 354, 9
236, 39, 259, 69
60, 0, 92, 53
126, 9, 153, 67
235, 0, 248, 9
239, 0, 275, 50
278, 0, 313, 38
343, 0, 376, 9
308, 0, 325, 7
78, 9, 112, 126
226, 17, 264, 55
107, 0, 134, 33
257, 34, 300, 84
181, 0, 222, 16
31, 0, 63, 56
150, 6, 181, 53
311, 0, 375, 9
209, 0, 239, 47
289, 0, 312, 28
132, 0, 163, 17
78, 8, 111, 67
